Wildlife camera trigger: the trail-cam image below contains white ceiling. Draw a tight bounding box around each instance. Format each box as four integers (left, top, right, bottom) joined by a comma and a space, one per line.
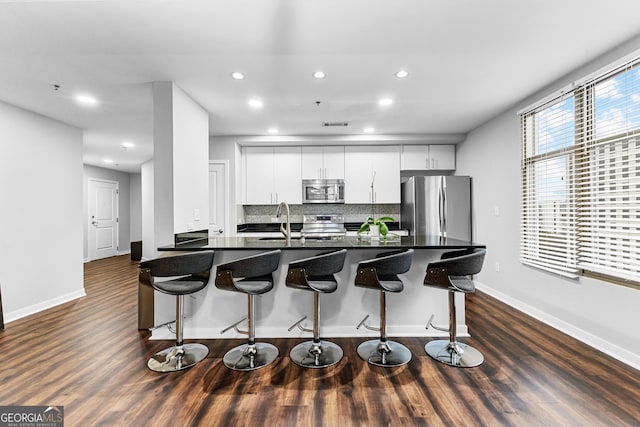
2, 0, 640, 173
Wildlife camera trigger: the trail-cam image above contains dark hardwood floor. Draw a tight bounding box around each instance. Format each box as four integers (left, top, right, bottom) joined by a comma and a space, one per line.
1, 255, 639, 426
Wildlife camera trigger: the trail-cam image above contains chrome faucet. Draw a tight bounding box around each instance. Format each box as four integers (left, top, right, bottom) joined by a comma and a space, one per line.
276, 201, 291, 245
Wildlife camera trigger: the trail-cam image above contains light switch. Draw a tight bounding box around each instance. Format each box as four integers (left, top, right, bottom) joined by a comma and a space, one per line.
494, 206, 500, 216
194, 209, 201, 221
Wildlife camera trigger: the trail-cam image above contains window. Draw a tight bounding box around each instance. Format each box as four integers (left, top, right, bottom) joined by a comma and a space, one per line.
521, 59, 640, 283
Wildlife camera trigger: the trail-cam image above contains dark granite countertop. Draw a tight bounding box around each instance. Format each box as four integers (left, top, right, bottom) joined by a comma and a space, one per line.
159, 235, 485, 251
236, 222, 402, 233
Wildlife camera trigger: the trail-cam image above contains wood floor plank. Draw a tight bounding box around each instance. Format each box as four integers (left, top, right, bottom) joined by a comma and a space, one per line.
0, 255, 639, 426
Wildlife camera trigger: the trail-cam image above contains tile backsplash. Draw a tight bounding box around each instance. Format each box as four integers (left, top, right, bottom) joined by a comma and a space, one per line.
241, 204, 400, 224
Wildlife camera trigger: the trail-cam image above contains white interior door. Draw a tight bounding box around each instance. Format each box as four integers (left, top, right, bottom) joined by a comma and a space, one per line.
88, 179, 119, 260
209, 161, 229, 236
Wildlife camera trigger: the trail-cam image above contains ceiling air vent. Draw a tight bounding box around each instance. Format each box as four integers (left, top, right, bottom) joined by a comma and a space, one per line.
322, 121, 350, 127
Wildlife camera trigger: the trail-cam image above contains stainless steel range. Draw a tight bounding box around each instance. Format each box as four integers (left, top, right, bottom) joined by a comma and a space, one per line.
301, 214, 346, 239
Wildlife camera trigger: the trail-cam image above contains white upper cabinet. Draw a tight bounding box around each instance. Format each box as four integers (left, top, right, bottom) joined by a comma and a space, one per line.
273, 147, 302, 204
345, 146, 400, 204
401, 144, 455, 170
244, 146, 302, 204
301, 146, 345, 179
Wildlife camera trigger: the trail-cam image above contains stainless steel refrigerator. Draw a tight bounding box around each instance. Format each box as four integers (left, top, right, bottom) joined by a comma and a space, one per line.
401, 176, 472, 241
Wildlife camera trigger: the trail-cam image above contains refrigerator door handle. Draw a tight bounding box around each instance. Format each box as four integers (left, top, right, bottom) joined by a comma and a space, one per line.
439, 178, 447, 237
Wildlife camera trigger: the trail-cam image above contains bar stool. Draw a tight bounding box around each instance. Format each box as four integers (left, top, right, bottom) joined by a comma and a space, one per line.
424, 248, 486, 368
215, 249, 281, 371
286, 249, 347, 368
139, 250, 215, 372
355, 249, 414, 367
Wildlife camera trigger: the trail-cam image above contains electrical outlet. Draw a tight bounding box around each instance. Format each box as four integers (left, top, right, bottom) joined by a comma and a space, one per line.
495, 261, 500, 272
494, 206, 500, 216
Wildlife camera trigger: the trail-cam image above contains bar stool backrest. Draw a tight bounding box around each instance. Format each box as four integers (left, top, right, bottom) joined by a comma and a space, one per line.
215, 249, 281, 292
358, 249, 414, 275
430, 248, 486, 276
140, 251, 215, 283
424, 248, 486, 289
289, 249, 347, 276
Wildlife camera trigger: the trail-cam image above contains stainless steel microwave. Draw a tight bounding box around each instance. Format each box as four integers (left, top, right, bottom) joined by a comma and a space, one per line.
302, 179, 345, 204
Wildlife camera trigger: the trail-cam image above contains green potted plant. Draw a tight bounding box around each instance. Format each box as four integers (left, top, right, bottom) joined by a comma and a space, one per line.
356, 171, 396, 240
357, 216, 396, 239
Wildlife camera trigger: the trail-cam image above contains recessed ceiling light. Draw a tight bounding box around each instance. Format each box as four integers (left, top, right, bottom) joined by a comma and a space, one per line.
122, 141, 134, 150
75, 94, 98, 106
378, 98, 393, 106
267, 128, 279, 134
363, 127, 375, 133
103, 158, 113, 164
395, 70, 409, 78
231, 72, 245, 80
248, 99, 263, 108
312, 71, 326, 79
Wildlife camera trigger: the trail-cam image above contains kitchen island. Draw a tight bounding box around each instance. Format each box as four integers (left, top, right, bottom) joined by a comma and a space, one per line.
147, 235, 486, 341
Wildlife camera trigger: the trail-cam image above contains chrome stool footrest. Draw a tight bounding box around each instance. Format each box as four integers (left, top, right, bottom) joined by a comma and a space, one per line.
425, 314, 449, 332
288, 315, 313, 333
356, 314, 381, 332
220, 317, 248, 335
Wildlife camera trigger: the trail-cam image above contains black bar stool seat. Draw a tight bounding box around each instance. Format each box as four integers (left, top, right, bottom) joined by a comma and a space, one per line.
215, 250, 281, 371
139, 250, 215, 372
286, 249, 347, 368
424, 248, 486, 368
355, 249, 414, 367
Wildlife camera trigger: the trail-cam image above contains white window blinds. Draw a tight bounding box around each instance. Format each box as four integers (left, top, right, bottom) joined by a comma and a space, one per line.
521, 96, 579, 277
521, 59, 640, 283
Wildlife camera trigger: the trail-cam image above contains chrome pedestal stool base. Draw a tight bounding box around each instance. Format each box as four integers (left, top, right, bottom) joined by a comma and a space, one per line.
223, 342, 279, 371
290, 340, 343, 369
147, 343, 209, 373
425, 340, 484, 368
357, 339, 412, 367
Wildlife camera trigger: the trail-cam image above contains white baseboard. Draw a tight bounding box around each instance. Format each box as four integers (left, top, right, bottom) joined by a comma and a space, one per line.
118, 249, 131, 256
4, 289, 86, 324
476, 282, 640, 371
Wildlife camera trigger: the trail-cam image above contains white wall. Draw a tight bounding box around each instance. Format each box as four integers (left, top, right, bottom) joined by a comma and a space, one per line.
456, 34, 640, 369
82, 164, 131, 260
145, 82, 209, 259
151, 82, 175, 254
141, 160, 155, 260
0, 100, 84, 322
171, 85, 209, 234
130, 173, 142, 242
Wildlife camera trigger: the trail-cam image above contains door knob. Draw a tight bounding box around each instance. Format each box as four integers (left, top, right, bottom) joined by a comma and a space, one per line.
91, 221, 99, 226
217, 229, 224, 234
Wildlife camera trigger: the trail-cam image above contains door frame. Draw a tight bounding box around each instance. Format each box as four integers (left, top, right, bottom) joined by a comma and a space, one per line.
87, 177, 120, 261
209, 160, 230, 237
